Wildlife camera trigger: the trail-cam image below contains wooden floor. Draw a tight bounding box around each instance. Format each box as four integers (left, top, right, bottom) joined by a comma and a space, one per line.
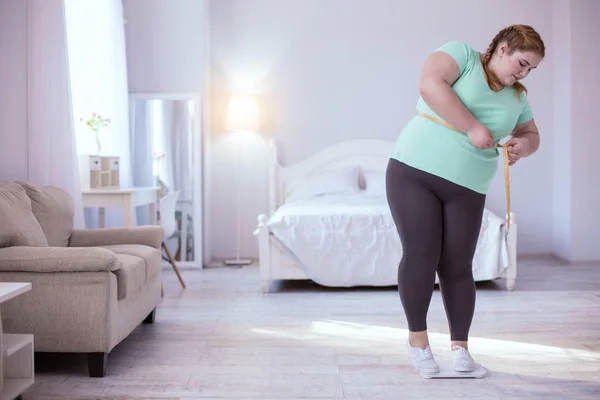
23, 257, 600, 399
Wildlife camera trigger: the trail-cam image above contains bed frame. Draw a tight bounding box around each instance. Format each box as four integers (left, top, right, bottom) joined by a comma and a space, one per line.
255, 138, 517, 293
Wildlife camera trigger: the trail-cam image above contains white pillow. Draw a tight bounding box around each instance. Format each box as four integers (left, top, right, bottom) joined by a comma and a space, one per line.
286, 165, 360, 202
363, 170, 386, 198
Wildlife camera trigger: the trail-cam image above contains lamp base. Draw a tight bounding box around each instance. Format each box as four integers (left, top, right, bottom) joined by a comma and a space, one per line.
224, 258, 253, 266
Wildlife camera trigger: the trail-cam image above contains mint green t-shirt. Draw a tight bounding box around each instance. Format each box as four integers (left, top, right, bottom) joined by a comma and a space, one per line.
390, 40, 534, 194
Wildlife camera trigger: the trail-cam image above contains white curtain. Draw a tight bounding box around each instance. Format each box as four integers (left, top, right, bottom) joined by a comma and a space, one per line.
152, 99, 194, 200
170, 100, 193, 201
64, 0, 132, 228
129, 100, 154, 225
26, 0, 85, 229
153, 100, 175, 191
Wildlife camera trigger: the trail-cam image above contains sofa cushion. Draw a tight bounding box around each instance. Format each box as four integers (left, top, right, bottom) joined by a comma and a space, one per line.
101, 244, 161, 279
17, 181, 74, 247
112, 254, 147, 300
0, 182, 49, 248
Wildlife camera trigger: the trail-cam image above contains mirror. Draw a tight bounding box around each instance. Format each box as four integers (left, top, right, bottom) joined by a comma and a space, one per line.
129, 94, 202, 265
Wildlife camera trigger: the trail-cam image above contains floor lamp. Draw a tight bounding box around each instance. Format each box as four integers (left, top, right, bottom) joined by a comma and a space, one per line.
224, 94, 259, 266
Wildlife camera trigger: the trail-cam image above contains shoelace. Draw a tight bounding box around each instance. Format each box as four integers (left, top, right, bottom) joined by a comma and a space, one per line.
417, 347, 434, 360
452, 346, 471, 359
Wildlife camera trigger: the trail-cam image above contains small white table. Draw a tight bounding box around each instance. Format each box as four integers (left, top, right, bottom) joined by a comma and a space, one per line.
81, 186, 160, 228
0, 282, 34, 400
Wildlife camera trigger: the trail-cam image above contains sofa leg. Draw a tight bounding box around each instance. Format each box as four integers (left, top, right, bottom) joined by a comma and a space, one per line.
87, 352, 108, 377
143, 307, 156, 324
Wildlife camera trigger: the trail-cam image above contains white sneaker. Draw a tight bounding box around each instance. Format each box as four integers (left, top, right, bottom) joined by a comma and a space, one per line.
452, 345, 476, 372
407, 341, 440, 374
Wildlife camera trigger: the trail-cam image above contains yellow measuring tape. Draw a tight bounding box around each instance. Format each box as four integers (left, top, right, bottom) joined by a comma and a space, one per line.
417, 112, 512, 231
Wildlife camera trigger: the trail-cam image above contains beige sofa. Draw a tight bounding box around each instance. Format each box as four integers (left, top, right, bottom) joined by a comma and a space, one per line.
0, 181, 164, 377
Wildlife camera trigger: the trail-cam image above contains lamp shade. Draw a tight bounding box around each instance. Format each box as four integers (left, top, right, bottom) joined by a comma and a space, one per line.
225, 94, 259, 132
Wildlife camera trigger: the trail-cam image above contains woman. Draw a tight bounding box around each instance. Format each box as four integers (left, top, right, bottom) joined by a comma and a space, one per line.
386, 25, 545, 374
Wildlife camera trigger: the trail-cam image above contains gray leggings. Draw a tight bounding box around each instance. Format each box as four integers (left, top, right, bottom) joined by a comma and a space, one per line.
385, 159, 485, 341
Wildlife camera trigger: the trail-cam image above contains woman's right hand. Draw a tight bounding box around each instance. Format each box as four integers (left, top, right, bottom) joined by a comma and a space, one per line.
466, 122, 495, 149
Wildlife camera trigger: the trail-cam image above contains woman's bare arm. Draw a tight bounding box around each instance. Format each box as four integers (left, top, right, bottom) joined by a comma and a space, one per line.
509, 118, 540, 156
418, 52, 479, 133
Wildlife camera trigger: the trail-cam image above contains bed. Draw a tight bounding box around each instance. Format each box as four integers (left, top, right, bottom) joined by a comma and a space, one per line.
254, 138, 517, 293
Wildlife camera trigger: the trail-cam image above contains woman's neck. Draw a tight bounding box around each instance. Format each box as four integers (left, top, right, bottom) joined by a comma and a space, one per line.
480, 53, 505, 92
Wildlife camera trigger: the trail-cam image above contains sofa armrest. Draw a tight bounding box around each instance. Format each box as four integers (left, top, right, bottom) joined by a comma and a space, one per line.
0, 246, 121, 273
68, 226, 164, 249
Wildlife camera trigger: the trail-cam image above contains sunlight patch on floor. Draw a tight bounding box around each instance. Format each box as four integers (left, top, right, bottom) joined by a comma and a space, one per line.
251, 318, 600, 372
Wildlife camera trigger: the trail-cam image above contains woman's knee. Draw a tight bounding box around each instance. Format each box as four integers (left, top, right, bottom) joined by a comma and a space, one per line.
437, 259, 474, 282
399, 253, 440, 278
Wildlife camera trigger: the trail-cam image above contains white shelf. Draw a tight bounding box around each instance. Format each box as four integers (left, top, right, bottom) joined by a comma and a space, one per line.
4, 378, 34, 400
0, 283, 31, 303
4, 334, 33, 358
78, 154, 121, 190
0, 283, 34, 400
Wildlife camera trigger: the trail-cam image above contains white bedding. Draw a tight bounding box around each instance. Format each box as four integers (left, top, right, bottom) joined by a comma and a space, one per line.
266, 194, 509, 287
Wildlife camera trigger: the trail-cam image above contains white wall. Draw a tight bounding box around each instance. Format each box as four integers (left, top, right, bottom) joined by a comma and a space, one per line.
124, 0, 209, 94
0, 0, 28, 180
208, 0, 556, 259
563, 0, 600, 262
550, 0, 600, 263
552, 0, 571, 260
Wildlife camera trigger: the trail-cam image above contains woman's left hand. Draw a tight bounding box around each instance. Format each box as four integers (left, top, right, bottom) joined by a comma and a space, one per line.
505, 137, 528, 166
506, 119, 540, 166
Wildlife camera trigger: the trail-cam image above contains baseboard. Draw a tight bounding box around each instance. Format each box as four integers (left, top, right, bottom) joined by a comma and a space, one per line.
550, 253, 600, 266
224, 258, 253, 266
513, 253, 594, 266
205, 257, 258, 268
516, 253, 558, 261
